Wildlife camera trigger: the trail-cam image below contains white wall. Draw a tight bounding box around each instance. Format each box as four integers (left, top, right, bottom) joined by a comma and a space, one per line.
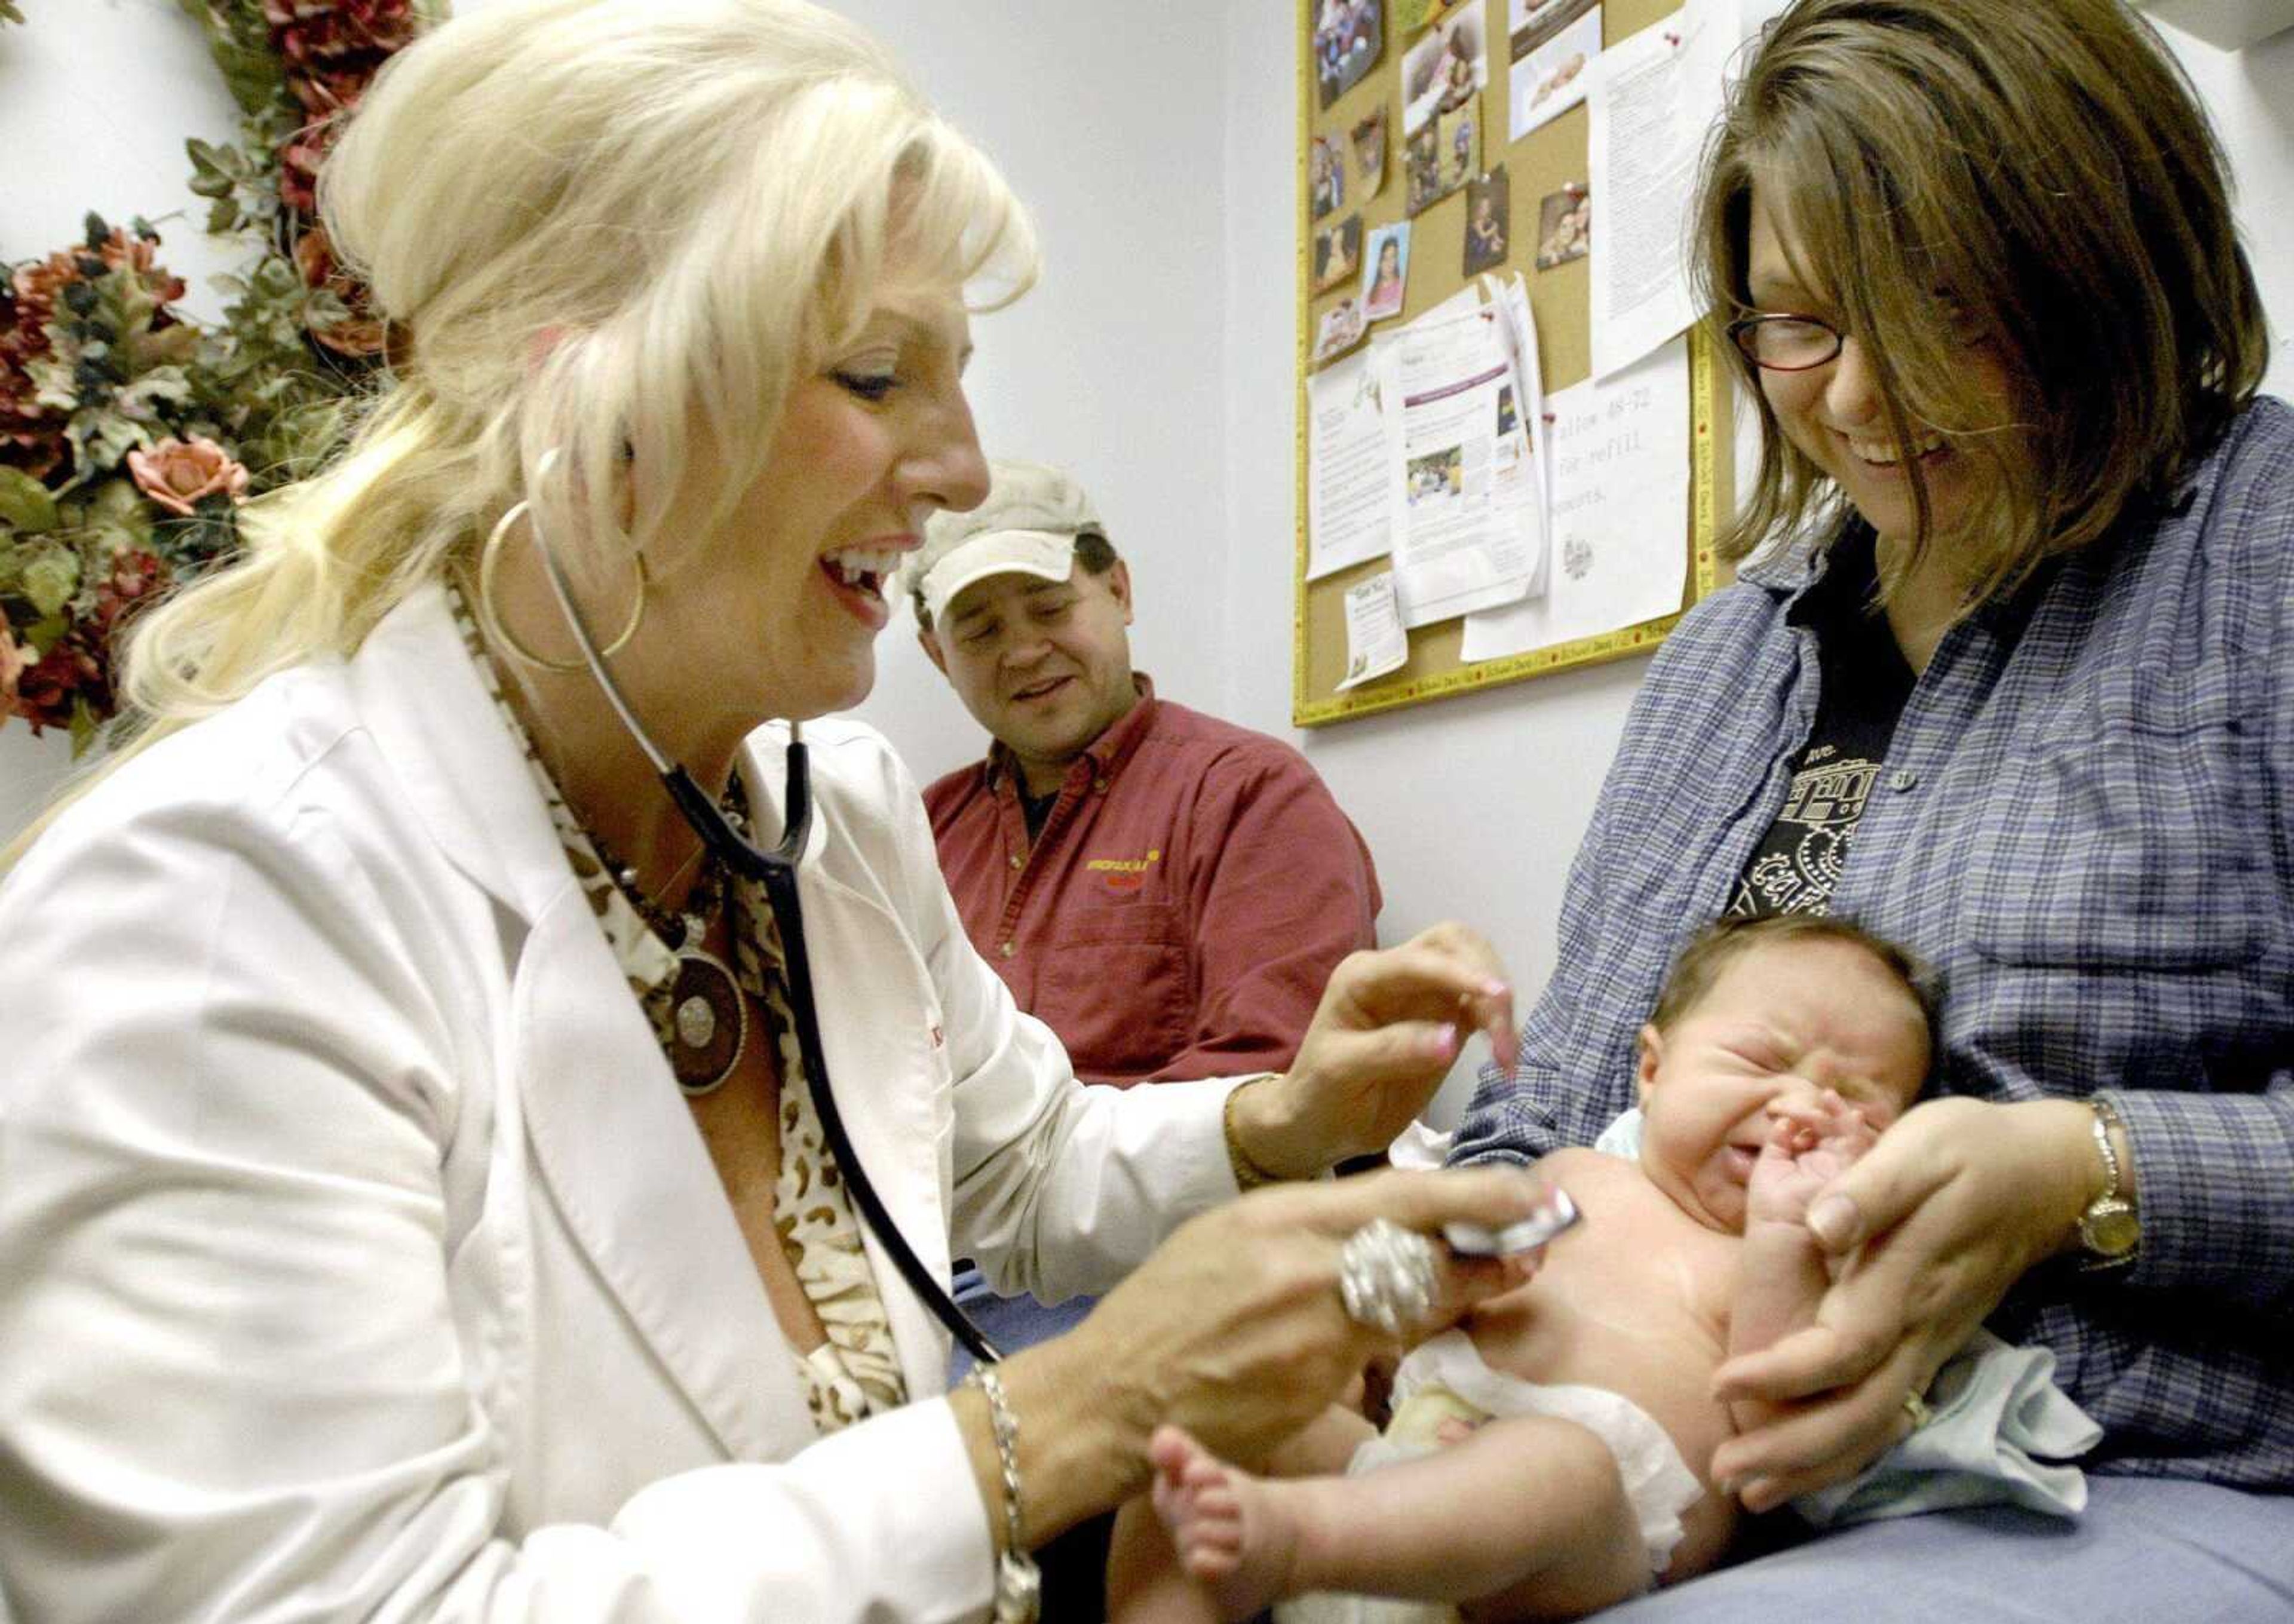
824, 2, 1237, 788
6, 5, 2293, 1101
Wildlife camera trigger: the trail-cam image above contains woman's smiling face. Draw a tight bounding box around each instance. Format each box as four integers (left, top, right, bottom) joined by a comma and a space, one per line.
667, 283, 989, 728
1745, 183, 2016, 553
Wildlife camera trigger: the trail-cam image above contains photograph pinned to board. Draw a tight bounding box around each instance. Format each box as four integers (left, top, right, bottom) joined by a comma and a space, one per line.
1310, 134, 1345, 222
1312, 213, 1363, 293
1509, 0, 1602, 140
1350, 108, 1387, 200
1406, 99, 1479, 215
1400, 4, 1486, 135
1312, 0, 1384, 109
1361, 220, 1411, 321
1336, 572, 1409, 691
1442, 99, 1482, 195
1463, 165, 1511, 275
1535, 181, 1590, 269
1312, 295, 1369, 366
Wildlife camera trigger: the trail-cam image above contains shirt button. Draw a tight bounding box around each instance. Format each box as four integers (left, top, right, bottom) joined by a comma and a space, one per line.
999, 942, 1015, 959
1008, 852, 1024, 869
1092, 776, 1109, 794
1888, 767, 1918, 792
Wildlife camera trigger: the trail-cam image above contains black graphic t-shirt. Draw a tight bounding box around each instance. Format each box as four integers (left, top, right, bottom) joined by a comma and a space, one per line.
1728, 526, 1916, 918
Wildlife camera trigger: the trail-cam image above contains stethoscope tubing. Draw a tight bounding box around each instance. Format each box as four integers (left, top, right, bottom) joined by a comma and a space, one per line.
525, 472, 1004, 1364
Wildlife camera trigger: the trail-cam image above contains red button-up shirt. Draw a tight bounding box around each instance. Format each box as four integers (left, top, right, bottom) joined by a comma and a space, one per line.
923, 679, 1382, 1086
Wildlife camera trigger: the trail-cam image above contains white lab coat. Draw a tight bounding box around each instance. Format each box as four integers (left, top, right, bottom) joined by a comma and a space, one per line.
0, 585, 1243, 1623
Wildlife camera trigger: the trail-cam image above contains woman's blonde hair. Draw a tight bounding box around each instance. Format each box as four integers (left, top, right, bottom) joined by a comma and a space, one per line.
1694, 0, 2267, 606
9, 0, 1033, 864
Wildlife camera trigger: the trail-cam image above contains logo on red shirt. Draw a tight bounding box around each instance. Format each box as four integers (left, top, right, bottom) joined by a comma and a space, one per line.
1085, 848, 1162, 894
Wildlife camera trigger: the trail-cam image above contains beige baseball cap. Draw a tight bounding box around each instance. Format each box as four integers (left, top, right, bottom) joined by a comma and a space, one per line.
907, 460, 1104, 624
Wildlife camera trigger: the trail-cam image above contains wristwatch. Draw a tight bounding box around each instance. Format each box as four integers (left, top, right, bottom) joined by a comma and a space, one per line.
2075, 1098, 2140, 1272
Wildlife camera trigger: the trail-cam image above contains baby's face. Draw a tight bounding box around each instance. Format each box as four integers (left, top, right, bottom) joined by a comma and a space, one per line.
1634, 937, 1928, 1233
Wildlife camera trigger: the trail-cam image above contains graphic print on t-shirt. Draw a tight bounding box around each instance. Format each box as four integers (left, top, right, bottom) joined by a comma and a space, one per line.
1726, 524, 1915, 922
1728, 742, 1881, 917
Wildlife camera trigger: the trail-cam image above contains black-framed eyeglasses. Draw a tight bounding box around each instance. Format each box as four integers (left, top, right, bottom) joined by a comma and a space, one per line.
1726, 313, 1844, 372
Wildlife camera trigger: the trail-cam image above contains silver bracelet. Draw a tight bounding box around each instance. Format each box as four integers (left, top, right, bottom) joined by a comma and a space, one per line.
967, 1364, 1041, 1624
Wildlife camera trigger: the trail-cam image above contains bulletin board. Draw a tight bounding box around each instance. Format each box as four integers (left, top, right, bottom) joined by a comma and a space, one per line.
1293, 0, 1732, 726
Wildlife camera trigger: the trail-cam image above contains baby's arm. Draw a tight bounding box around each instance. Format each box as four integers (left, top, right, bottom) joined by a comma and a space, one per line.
1727, 1092, 1882, 1435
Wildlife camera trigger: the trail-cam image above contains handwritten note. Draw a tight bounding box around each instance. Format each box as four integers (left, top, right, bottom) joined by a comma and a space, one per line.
1336, 571, 1409, 690
1460, 336, 1691, 661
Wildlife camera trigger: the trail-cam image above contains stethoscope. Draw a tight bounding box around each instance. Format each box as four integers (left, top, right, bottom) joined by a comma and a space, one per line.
527, 491, 1005, 1366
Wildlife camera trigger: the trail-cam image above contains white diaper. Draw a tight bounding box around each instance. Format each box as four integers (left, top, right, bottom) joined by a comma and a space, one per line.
1273, 1331, 1705, 1624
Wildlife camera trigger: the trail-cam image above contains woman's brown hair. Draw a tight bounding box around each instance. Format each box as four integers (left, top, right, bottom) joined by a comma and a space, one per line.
1692, 0, 2268, 607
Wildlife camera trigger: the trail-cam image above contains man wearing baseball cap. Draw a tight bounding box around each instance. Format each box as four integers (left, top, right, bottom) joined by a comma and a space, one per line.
906, 459, 1382, 1091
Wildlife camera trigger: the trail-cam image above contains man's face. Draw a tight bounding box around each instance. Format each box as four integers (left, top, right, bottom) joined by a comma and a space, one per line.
921, 555, 1139, 796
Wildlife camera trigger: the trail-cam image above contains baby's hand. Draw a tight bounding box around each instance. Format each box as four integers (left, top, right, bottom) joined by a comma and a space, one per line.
1744, 1089, 1880, 1227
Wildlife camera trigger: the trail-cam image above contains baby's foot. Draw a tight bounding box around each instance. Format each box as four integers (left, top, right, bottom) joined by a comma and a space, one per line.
1745, 1088, 1879, 1226
1148, 1425, 1303, 1622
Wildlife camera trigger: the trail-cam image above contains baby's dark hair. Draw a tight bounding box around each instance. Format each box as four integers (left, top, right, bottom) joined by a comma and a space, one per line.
1649, 914, 1939, 1043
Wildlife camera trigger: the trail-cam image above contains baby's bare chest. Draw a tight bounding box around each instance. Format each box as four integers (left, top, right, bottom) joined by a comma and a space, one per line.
1457, 1153, 1737, 1442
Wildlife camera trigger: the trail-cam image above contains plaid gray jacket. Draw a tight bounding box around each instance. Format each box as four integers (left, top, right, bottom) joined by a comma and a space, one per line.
1456, 397, 2294, 1488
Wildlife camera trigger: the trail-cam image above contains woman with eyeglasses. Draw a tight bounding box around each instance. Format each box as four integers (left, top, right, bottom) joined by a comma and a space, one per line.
0, 4, 1552, 1620
1454, 0, 2289, 1614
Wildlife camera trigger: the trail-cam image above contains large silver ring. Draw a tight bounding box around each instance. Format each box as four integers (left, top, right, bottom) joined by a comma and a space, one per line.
1338, 1218, 1439, 1336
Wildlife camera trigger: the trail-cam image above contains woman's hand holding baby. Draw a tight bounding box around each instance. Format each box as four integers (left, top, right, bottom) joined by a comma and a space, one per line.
1709, 1095, 2100, 1509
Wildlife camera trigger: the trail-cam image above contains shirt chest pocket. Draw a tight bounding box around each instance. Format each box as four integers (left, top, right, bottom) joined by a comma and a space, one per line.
1967, 707, 2262, 972
1040, 900, 1192, 1078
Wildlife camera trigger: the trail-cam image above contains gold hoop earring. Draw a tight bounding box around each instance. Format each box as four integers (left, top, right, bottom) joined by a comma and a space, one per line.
476, 495, 647, 673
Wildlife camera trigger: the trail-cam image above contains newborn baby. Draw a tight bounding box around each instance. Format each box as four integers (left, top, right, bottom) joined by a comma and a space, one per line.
1112, 914, 1935, 1623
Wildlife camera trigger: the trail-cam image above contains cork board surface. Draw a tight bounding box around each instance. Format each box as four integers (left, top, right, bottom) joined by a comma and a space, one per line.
1295, 0, 1734, 726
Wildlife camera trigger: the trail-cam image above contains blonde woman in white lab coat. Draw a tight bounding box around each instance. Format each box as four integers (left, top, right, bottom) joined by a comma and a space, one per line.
0, 4, 1542, 1619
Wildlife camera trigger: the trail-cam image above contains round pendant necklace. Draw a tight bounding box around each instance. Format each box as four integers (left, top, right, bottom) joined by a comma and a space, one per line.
663, 924, 748, 1098
580, 817, 750, 1098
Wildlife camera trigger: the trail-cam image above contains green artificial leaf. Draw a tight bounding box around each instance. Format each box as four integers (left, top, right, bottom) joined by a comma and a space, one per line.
70, 697, 99, 759
186, 138, 232, 185
112, 366, 196, 422
207, 197, 244, 235
252, 254, 301, 300
0, 1, 27, 27
21, 548, 81, 619
66, 412, 147, 480
78, 477, 159, 553
131, 323, 200, 372
0, 468, 60, 533
212, 35, 296, 118
22, 612, 68, 656
26, 354, 79, 415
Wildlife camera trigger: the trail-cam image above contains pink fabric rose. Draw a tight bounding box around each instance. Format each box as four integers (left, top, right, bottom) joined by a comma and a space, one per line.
126, 437, 250, 517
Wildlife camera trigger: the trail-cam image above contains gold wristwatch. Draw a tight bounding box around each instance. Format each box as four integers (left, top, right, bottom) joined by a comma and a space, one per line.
2075, 1098, 2139, 1272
